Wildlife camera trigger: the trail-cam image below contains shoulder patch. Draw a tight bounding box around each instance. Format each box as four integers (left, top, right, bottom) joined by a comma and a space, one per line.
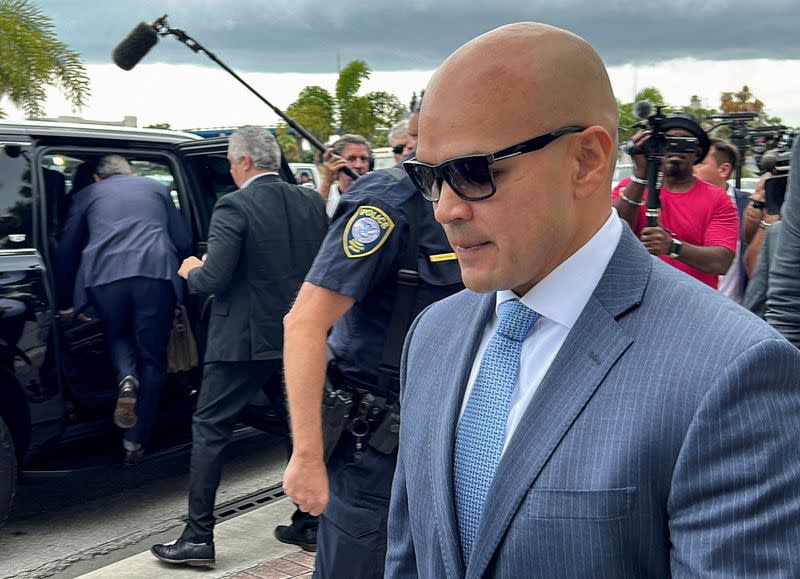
342, 205, 395, 258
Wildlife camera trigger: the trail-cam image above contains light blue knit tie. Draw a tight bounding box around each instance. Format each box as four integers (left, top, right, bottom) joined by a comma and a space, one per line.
454, 299, 539, 564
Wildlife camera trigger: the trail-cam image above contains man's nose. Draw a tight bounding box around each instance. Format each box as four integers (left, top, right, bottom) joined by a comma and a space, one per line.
433, 180, 472, 225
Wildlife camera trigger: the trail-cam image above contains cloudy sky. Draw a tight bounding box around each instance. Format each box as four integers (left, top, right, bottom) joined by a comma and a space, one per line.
5, 0, 800, 129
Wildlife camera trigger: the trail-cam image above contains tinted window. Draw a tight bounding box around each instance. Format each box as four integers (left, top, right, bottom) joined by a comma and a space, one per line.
39, 154, 181, 237
0, 144, 33, 249
186, 155, 237, 201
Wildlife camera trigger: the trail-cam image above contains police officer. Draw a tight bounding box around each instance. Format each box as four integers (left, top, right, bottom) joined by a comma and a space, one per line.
282, 161, 463, 578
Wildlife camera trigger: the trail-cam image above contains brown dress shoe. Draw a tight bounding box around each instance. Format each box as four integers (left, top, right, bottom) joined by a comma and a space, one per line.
113, 375, 138, 429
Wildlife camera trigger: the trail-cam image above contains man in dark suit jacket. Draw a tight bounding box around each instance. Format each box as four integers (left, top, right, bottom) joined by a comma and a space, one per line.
387, 23, 800, 578
56, 154, 191, 462
151, 126, 328, 567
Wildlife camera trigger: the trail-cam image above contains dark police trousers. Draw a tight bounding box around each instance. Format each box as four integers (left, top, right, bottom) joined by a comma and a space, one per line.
181, 359, 281, 542
88, 277, 175, 447
315, 431, 397, 579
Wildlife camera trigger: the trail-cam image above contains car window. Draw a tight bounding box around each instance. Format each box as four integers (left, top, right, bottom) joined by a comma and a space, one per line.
38, 154, 182, 244
129, 160, 180, 208
185, 154, 237, 201
0, 144, 33, 249
289, 163, 320, 189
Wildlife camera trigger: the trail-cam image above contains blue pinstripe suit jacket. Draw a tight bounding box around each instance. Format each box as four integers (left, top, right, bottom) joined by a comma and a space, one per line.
386, 226, 800, 578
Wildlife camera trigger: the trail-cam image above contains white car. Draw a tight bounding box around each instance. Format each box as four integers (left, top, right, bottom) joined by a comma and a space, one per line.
371, 147, 396, 170
289, 162, 321, 189
612, 163, 633, 190
728, 177, 758, 196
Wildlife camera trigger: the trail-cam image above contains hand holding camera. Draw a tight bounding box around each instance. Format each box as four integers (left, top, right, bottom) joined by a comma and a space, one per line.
323, 147, 349, 182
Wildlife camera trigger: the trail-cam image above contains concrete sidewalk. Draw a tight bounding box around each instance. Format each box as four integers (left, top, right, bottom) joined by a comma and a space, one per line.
78, 498, 316, 578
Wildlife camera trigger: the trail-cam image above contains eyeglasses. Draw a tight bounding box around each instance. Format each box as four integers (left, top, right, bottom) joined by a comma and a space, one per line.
392, 143, 408, 155
403, 126, 586, 202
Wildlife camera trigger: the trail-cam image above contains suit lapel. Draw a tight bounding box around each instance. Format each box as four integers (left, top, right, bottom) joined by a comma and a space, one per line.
429, 291, 495, 579
467, 228, 651, 578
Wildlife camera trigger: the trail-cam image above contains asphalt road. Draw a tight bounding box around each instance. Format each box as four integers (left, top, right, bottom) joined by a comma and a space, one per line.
0, 431, 288, 579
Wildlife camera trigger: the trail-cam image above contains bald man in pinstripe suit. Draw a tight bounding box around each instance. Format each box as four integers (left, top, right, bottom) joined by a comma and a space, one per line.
386, 23, 800, 578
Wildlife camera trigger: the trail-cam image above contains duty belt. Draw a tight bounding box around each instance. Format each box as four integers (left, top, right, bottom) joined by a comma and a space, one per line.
323, 370, 400, 459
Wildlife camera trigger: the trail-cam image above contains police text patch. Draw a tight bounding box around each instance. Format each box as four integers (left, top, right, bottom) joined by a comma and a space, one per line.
342, 205, 395, 258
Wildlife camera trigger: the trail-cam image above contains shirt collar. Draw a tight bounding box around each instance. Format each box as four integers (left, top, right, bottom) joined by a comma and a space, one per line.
241, 171, 278, 189
496, 208, 622, 330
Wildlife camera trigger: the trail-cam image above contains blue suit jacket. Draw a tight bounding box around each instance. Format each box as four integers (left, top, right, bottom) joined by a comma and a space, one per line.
387, 226, 800, 578
56, 174, 192, 310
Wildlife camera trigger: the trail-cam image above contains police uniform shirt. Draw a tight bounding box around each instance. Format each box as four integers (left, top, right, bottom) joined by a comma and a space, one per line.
305, 169, 462, 391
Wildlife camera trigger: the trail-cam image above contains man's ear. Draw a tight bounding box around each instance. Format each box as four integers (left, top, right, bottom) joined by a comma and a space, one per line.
241, 154, 254, 171
719, 162, 733, 180
573, 127, 614, 200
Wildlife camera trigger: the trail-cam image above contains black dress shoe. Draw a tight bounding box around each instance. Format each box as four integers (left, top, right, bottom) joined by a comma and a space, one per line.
275, 524, 317, 552
123, 448, 145, 466
151, 539, 215, 567
114, 375, 139, 429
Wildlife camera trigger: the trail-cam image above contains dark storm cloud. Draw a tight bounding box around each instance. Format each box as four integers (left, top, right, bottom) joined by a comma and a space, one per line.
40, 0, 800, 73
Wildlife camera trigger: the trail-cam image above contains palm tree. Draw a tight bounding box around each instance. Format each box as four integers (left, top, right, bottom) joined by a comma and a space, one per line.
281, 60, 406, 152
0, 0, 90, 118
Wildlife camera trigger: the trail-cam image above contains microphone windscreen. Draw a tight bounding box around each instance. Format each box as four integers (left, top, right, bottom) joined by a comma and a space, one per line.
633, 100, 652, 120
112, 22, 158, 71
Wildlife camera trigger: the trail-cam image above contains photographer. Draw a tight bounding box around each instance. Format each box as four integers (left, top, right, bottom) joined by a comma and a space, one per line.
742, 171, 779, 276
318, 134, 371, 218
613, 114, 739, 288
764, 136, 800, 347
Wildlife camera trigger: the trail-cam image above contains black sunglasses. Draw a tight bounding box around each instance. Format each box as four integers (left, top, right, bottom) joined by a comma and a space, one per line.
403, 126, 586, 202
392, 143, 408, 155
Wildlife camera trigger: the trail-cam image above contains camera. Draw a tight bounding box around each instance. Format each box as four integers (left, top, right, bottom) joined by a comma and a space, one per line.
760, 149, 792, 215
756, 129, 794, 215
625, 134, 699, 158
624, 103, 703, 159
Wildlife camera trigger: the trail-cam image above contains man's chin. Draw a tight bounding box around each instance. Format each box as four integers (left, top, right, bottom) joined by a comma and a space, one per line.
665, 165, 684, 179
461, 270, 505, 294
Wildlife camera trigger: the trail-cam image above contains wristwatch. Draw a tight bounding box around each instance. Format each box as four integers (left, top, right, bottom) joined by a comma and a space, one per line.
668, 239, 683, 259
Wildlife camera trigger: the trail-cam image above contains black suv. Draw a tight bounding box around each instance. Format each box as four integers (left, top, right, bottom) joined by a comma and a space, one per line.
0, 121, 288, 524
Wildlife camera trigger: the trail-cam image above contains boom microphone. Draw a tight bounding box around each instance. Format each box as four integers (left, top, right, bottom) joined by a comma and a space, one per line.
112, 22, 159, 71
112, 14, 360, 181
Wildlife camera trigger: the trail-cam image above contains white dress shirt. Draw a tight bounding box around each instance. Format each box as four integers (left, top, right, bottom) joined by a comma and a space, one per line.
458, 209, 623, 453
240, 171, 278, 190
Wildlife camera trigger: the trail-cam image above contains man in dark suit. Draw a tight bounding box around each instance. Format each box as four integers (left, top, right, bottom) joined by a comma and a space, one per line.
151, 126, 328, 567
387, 23, 800, 577
56, 154, 191, 463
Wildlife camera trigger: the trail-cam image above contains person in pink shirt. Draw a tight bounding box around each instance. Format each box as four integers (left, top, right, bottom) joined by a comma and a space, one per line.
612, 114, 739, 288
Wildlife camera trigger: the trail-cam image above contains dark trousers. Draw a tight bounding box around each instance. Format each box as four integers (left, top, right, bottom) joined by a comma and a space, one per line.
181, 360, 281, 542
290, 507, 318, 534
314, 433, 397, 579
88, 277, 175, 447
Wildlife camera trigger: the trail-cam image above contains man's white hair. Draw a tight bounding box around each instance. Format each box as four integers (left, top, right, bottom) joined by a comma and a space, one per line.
228, 125, 281, 171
